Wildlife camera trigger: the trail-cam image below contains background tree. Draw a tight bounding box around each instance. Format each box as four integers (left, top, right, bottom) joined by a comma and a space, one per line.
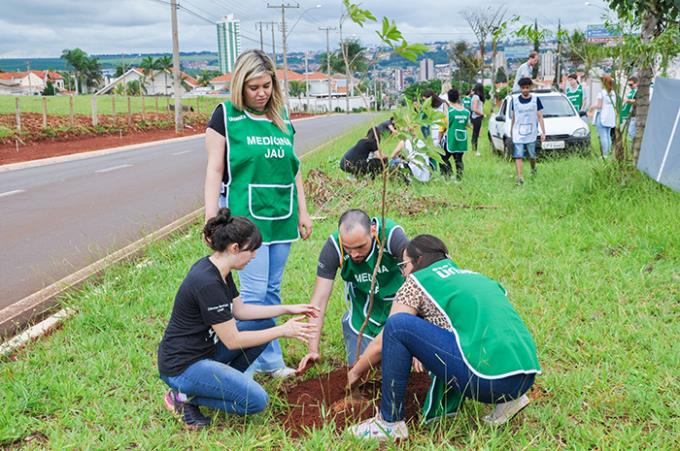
139, 56, 159, 94
514, 21, 552, 79
114, 62, 132, 78
197, 70, 219, 88
488, 9, 517, 100
448, 40, 482, 88
461, 8, 493, 82
606, 0, 680, 163
402, 79, 442, 102
60, 48, 88, 94
288, 80, 305, 98
42, 81, 56, 96
495, 67, 507, 84
564, 29, 604, 111
156, 55, 173, 96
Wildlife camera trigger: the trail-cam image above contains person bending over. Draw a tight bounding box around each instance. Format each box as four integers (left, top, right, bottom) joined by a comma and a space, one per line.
346, 234, 541, 441
157, 208, 317, 429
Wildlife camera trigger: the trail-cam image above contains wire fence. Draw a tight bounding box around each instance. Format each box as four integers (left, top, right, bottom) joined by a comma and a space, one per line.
0, 95, 227, 132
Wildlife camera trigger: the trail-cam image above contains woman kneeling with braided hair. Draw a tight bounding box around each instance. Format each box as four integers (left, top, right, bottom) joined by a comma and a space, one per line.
157, 208, 318, 429
346, 234, 540, 441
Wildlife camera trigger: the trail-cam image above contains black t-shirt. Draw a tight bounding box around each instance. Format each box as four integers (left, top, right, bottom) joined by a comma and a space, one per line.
511, 95, 544, 111
206, 103, 296, 137
316, 223, 409, 279
341, 138, 378, 165
157, 256, 238, 376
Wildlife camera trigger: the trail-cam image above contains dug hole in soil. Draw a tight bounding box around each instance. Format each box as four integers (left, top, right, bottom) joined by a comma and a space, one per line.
279, 367, 430, 437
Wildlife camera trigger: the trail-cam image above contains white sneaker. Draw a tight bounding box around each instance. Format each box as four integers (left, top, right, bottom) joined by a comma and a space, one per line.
267, 367, 297, 379
483, 394, 531, 425
476, 151, 481, 157
347, 413, 408, 441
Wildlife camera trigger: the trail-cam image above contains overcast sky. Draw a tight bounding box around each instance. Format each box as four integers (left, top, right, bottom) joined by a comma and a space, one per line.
0, 0, 609, 58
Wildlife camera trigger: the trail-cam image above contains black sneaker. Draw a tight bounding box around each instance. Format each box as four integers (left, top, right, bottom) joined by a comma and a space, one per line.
164, 390, 212, 429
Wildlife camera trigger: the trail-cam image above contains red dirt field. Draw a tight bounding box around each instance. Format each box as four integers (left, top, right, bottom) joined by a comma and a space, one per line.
279, 367, 431, 438
0, 112, 314, 165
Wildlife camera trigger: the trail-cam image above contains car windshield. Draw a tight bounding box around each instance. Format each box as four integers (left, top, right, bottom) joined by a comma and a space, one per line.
539, 95, 576, 118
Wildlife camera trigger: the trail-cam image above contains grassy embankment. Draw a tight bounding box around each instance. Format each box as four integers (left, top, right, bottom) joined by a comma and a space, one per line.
1, 120, 679, 448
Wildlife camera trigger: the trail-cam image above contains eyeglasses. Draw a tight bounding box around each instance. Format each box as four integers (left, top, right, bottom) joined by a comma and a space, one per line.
397, 259, 411, 272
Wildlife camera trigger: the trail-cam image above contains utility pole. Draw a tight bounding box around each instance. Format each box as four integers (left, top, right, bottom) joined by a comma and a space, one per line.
319, 26, 336, 113
553, 18, 562, 90
304, 51, 310, 112
26, 61, 33, 95
268, 2, 299, 112
256, 22, 265, 51
170, 0, 183, 133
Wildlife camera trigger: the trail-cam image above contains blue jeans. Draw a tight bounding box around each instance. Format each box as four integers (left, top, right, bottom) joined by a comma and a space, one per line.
628, 116, 637, 140
595, 115, 613, 157
239, 242, 292, 372
159, 319, 274, 415
342, 312, 373, 365
513, 141, 537, 159
380, 313, 536, 422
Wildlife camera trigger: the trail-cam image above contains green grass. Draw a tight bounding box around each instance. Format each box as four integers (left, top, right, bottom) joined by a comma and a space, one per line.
1, 121, 679, 449
0, 95, 227, 117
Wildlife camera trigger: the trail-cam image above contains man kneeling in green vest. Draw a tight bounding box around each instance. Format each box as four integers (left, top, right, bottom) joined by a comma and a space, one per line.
296, 209, 409, 372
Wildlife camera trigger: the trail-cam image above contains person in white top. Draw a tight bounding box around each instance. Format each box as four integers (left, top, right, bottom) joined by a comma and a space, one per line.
512, 52, 539, 93
589, 75, 617, 158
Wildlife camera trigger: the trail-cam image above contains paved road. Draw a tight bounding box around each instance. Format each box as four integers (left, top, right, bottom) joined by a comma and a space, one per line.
0, 113, 378, 310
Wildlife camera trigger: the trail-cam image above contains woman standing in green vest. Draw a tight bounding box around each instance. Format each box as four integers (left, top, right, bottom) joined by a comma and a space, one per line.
440, 88, 470, 180
566, 73, 585, 113
204, 49, 312, 378
347, 234, 541, 441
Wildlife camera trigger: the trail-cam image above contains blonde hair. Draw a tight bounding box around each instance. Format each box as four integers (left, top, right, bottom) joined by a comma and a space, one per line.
230, 50, 286, 132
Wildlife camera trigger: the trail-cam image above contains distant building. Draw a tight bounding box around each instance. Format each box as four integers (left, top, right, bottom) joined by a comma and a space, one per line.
419, 58, 434, 81
393, 68, 405, 91
94, 68, 199, 95
217, 14, 241, 74
434, 63, 451, 81
494, 52, 507, 73
540, 50, 555, 79
0, 70, 64, 95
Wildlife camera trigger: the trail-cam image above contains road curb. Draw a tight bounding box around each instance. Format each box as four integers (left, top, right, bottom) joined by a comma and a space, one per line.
0, 208, 203, 340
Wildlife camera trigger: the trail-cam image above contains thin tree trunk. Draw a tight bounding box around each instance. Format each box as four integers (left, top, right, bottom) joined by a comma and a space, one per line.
491, 40, 497, 99
632, 10, 658, 165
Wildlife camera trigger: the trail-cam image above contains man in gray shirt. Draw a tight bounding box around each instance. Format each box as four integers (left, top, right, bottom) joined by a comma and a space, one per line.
295, 209, 409, 372
512, 51, 539, 93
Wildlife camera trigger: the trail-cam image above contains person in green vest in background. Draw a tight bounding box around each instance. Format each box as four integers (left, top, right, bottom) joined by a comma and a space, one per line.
296, 209, 409, 372
462, 89, 472, 111
565, 73, 585, 113
440, 88, 471, 180
621, 76, 638, 141
347, 234, 541, 441
204, 49, 313, 379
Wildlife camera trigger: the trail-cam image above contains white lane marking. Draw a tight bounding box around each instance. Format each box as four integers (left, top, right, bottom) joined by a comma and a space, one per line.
95, 164, 133, 174
0, 189, 26, 198
172, 150, 192, 156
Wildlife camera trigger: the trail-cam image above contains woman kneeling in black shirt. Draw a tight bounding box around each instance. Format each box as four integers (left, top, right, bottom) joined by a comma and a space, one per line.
157, 208, 317, 429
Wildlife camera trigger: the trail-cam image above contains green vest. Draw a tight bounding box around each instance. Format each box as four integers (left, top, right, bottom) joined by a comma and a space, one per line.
411, 259, 541, 422
621, 88, 637, 120
330, 218, 405, 338
447, 106, 470, 153
462, 96, 472, 111
566, 84, 583, 111
221, 101, 300, 244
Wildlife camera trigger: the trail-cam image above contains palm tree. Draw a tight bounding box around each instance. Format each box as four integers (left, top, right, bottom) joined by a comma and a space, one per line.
197, 70, 215, 87
61, 48, 88, 94
156, 56, 173, 95
139, 56, 160, 95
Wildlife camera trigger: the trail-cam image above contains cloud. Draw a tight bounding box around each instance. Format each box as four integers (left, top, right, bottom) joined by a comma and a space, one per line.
0, 0, 611, 58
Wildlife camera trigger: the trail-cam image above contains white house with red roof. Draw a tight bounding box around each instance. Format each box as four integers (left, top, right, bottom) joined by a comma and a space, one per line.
0, 70, 64, 95
95, 68, 200, 96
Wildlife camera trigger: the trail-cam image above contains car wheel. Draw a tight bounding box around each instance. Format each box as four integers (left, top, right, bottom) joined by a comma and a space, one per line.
503, 138, 514, 160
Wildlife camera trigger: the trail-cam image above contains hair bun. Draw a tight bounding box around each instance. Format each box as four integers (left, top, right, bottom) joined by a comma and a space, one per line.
215, 207, 232, 224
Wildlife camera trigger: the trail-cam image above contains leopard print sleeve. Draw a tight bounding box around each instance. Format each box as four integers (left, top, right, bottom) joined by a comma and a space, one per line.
394, 277, 426, 311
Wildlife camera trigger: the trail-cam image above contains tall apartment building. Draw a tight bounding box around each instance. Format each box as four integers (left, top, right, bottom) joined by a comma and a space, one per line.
217, 14, 241, 74
419, 58, 434, 81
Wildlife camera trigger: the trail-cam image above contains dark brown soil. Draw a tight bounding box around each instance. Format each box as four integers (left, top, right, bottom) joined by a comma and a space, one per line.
279, 367, 431, 437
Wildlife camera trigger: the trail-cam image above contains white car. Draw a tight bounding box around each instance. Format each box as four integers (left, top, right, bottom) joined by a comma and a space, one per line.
488, 89, 591, 158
